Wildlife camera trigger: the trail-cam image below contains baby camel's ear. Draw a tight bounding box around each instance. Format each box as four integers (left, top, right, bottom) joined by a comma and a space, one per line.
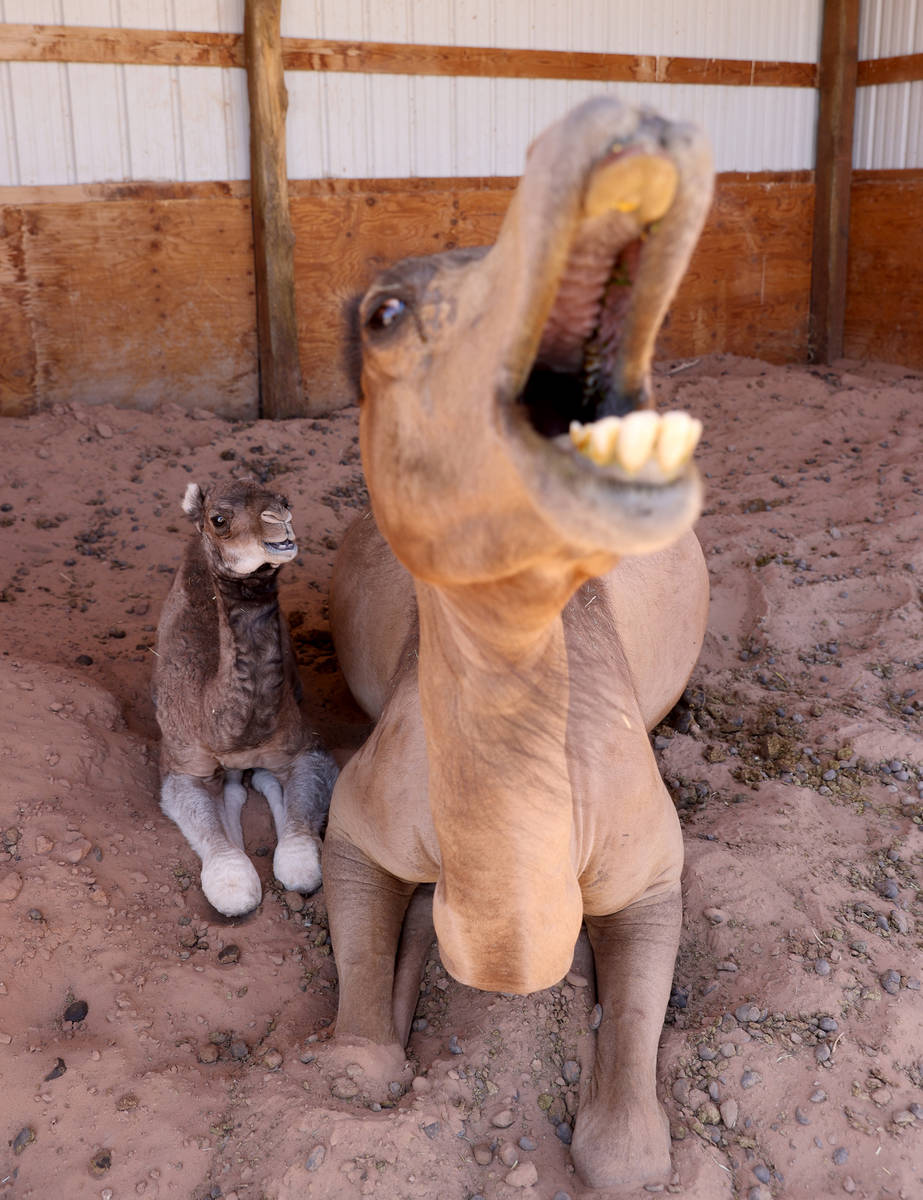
181, 482, 205, 521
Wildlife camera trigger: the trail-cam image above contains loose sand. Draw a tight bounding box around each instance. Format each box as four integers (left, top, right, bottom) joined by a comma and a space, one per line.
0, 354, 920, 1199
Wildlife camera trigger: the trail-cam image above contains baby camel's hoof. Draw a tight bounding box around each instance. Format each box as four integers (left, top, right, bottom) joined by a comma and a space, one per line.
201, 850, 262, 916
273, 833, 322, 895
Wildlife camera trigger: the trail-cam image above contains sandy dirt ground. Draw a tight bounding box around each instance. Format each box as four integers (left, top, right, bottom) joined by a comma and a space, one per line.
0, 355, 921, 1200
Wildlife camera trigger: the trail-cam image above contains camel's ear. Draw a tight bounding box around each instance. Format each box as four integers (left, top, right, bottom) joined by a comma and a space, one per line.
181, 482, 205, 521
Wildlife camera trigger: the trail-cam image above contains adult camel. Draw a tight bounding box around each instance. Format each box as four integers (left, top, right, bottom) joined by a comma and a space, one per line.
325, 96, 713, 1190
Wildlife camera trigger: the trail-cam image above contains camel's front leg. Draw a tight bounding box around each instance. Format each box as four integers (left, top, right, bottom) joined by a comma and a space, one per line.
571, 887, 682, 1190
251, 750, 337, 895
321, 831, 421, 1089
160, 771, 262, 916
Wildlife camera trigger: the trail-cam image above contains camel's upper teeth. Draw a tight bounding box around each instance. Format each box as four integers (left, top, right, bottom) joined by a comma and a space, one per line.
567, 410, 702, 481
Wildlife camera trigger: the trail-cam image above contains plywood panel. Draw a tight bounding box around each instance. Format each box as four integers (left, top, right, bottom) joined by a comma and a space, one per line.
845, 173, 923, 365
0, 191, 258, 414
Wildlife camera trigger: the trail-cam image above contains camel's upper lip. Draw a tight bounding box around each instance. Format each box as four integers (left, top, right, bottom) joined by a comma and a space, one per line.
495, 99, 713, 552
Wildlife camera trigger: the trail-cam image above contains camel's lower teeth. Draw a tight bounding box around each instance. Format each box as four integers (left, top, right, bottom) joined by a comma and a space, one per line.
567, 410, 702, 480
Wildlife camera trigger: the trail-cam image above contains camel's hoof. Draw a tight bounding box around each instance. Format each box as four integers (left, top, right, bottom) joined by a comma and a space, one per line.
201, 850, 262, 916
273, 833, 322, 895
571, 1101, 672, 1190
310, 1036, 412, 1103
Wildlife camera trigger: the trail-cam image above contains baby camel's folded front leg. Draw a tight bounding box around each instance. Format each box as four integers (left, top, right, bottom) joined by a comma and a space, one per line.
251, 749, 337, 895
160, 771, 262, 916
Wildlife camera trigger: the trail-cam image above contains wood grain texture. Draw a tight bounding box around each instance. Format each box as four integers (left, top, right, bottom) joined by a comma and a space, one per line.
857, 53, 923, 87
845, 175, 923, 366
245, 0, 306, 419
810, 0, 859, 363
0, 174, 818, 418
1, 23, 816, 87
0, 195, 258, 416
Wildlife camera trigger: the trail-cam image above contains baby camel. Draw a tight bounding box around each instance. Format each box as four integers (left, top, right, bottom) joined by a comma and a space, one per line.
325, 97, 713, 1190
154, 478, 335, 916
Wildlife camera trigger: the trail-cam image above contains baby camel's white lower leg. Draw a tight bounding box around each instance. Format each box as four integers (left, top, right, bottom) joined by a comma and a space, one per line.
161, 772, 262, 916
252, 750, 336, 895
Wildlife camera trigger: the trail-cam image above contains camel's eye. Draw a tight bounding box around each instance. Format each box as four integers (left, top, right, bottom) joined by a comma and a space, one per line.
210, 513, 227, 530
366, 296, 407, 332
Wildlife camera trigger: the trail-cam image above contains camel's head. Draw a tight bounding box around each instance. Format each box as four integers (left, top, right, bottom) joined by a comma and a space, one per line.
181, 479, 297, 578
357, 96, 713, 586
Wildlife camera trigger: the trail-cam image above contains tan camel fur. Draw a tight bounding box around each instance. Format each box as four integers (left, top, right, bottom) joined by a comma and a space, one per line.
325, 97, 713, 1189
154, 479, 335, 917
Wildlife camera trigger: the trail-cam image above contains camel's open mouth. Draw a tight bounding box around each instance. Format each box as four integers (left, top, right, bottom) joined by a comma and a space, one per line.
264, 538, 296, 556
514, 146, 702, 491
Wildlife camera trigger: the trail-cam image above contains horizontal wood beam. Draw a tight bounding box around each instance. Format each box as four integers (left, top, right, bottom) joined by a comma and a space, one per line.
0, 170, 814, 207
857, 52, 923, 86
0, 23, 817, 86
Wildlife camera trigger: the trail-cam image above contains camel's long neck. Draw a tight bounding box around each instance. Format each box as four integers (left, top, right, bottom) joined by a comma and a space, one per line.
211, 570, 286, 749
415, 576, 585, 994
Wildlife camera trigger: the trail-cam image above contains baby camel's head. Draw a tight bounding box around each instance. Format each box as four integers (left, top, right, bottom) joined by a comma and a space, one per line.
181, 479, 297, 578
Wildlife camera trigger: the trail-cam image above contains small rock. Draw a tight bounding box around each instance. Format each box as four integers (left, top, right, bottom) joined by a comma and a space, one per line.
552, 1193, 573, 1200
283, 890, 304, 912
518, 1136, 536, 1151
815, 1044, 831, 1063
62, 838, 92, 864
44, 1057, 67, 1081
720, 1098, 739, 1129
671, 1077, 691, 1105
229, 1040, 248, 1060
697, 1044, 717, 1061
64, 999, 89, 1024
870, 1086, 891, 1105
423, 1121, 441, 1140
498, 1141, 519, 1166
810, 1089, 827, 1103
754, 1164, 771, 1183
0, 872, 23, 903
473, 1142, 493, 1165
217, 944, 240, 965
35, 835, 54, 854
198, 1043, 219, 1064
832, 1147, 848, 1165
565, 971, 588, 987
331, 1077, 359, 1099
505, 1161, 538, 1188
12, 1127, 35, 1155
842, 1177, 856, 1194
305, 1144, 326, 1171
735, 1004, 760, 1024
263, 1049, 283, 1070
795, 1106, 811, 1125
589, 1003, 603, 1030
697, 1102, 720, 1125
704, 906, 728, 924
448, 1034, 464, 1055
748, 1189, 770, 1200
880, 969, 901, 995
96, 422, 114, 438
815, 959, 831, 976
491, 1108, 515, 1128
411, 1074, 431, 1093
555, 1121, 573, 1145
740, 1070, 762, 1090
893, 1109, 917, 1125
562, 1059, 581, 1084
818, 1016, 838, 1032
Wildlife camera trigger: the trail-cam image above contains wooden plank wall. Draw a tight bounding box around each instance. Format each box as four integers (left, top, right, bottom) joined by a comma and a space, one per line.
0, 185, 257, 417
845, 170, 923, 365
0, 172, 814, 416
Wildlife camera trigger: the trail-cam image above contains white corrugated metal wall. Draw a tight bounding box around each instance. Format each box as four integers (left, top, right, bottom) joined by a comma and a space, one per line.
1, 0, 824, 186
856, 0, 923, 169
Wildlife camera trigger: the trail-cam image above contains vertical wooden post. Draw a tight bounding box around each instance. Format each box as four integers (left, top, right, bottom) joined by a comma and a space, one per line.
810, 0, 860, 363
245, 0, 309, 418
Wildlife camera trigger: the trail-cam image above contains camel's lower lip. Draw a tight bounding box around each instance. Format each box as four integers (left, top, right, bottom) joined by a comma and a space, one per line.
265, 540, 296, 555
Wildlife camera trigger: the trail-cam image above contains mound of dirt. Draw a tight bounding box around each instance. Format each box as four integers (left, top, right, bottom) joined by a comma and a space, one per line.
0, 355, 920, 1199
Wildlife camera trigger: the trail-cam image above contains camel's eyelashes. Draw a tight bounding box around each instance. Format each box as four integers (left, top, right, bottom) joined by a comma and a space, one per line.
366, 296, 407, 332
